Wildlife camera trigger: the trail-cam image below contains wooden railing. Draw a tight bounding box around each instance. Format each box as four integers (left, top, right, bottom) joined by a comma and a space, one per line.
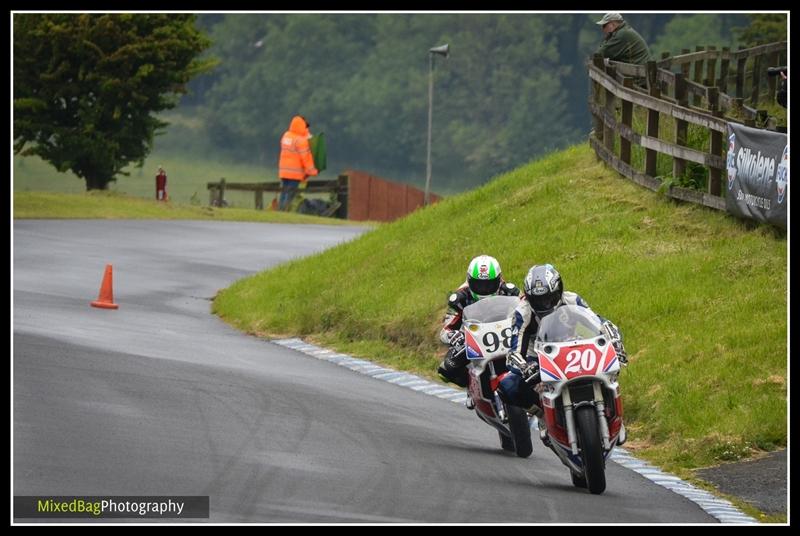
656, 42, 787, 119
207, 175, 348, 217
605, 41, 786, 129
587, 41, 786, 212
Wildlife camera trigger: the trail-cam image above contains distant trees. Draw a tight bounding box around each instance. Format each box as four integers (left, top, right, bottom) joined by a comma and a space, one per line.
734, 14, 787, 47
14, 14, 215, 190
197, 14, 580, 190
650, 14, 747, 57
153, 13, 779, 193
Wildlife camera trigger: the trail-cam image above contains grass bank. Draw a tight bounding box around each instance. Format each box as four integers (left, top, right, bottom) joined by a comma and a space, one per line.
13, 190, 362, 226
213, 142, 786, 476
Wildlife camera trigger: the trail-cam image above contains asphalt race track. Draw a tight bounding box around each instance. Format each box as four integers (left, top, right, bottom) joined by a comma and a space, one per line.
13, 220, 718, 523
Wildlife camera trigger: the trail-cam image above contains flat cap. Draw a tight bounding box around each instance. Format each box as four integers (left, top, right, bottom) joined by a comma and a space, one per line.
596, 12, 624, 25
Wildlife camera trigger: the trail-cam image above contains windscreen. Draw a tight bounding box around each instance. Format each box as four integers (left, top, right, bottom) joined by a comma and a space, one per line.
536, 304, 604, 343
462, 295, 518, 323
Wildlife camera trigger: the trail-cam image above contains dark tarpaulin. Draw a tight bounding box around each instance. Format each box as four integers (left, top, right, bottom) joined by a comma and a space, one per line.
725, 123, 787, 229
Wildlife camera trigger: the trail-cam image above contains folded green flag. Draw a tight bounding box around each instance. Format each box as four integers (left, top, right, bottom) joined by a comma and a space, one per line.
309, 132, 327, 172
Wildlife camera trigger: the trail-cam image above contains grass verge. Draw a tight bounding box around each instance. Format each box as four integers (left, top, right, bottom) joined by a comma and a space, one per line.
213, 142, 786, 477
13, 190, 364, 226
13, 150, 340, 209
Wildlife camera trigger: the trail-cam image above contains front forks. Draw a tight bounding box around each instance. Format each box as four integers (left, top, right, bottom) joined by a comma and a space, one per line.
593, 382, 612, 450
562, 382, 612, 455
488, 361, 507, 422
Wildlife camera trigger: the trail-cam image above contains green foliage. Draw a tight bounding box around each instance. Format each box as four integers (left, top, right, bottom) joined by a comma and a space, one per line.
733, 14, 788, 47
651, 14, 746, 57
658, 163, 707, 195
13, 14, 216, 190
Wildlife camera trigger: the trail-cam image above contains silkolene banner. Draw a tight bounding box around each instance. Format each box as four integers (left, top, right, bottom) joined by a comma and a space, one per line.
725, 122, 788, 229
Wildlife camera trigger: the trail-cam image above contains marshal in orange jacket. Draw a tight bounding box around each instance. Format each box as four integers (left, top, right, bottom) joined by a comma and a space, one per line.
278, 116, 319, 181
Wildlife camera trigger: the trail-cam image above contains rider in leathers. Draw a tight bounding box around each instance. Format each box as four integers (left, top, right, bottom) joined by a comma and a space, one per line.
497, 264, 627, 412
438, 255, 519, 387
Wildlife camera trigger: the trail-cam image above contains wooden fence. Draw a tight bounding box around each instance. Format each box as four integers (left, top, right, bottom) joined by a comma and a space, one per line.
207, 176, 348, 217
587, 41, 786, 211
207, 172, 440, 221
344, 169, 441, 221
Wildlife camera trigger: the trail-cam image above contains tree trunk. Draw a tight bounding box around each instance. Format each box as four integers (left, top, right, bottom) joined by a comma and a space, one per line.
84, 174, 111, 191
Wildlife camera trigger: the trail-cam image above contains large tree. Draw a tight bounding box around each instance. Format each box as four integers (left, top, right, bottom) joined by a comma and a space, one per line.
14, 14, 215, 190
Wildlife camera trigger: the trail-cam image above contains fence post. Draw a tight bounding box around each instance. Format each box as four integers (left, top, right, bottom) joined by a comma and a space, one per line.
336, 174, 349, 219
673, 72, 688, 180
767, 50, 779, 102
680, 49, 691, 97
661, 52, 671, 95
751, 54, 762, 107
719, 46, 730, 93
209, 185, 217, 206
764, 115, 778, 132
218, 178, 226, 207
621, 77, 633, 165
255, 188, 264, 210
693, 46, 705, 106
733, 97, 744, 119
736, 46, 746, 99
645, 61, 660, 177
708, 88, 722, 196
591, 54, 606, 149
706, 45, 717, 90
604, 64, 617, 154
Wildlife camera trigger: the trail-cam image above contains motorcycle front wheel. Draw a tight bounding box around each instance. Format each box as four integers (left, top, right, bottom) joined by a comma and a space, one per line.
499, 431, 515, 452
570, 470, 587, 488
575, 405, 606, 494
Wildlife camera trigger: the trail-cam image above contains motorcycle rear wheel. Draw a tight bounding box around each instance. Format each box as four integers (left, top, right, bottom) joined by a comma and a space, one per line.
575, 405, 606, 494
506, 404, 533, 458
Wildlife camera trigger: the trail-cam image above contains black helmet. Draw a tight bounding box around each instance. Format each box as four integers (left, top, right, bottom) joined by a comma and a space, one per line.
523, 264, 563, 316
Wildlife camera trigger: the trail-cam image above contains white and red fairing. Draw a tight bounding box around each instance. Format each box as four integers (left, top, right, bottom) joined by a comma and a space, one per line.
537, 337, 624, 451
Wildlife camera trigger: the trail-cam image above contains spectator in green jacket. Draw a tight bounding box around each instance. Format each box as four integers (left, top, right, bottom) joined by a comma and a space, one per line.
595, 13, 652, 65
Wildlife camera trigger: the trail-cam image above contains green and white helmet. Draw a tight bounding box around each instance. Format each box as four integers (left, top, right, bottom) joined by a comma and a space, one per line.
466, 255, 502, 299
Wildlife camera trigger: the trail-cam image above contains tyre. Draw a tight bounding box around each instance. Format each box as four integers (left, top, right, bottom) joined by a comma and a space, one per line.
506, 404, 533, 458
499, 431, 515, 452
571, 470, 587, 488
575, 405, 606, 494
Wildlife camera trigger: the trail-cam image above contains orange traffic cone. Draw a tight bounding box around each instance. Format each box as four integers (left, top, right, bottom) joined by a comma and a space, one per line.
90, 264, 119, 309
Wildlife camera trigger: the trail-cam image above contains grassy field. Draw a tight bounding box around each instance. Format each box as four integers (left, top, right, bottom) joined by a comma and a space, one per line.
12, 151, 340, 210
13, 190, 364, 226
213, 142, 787, 478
